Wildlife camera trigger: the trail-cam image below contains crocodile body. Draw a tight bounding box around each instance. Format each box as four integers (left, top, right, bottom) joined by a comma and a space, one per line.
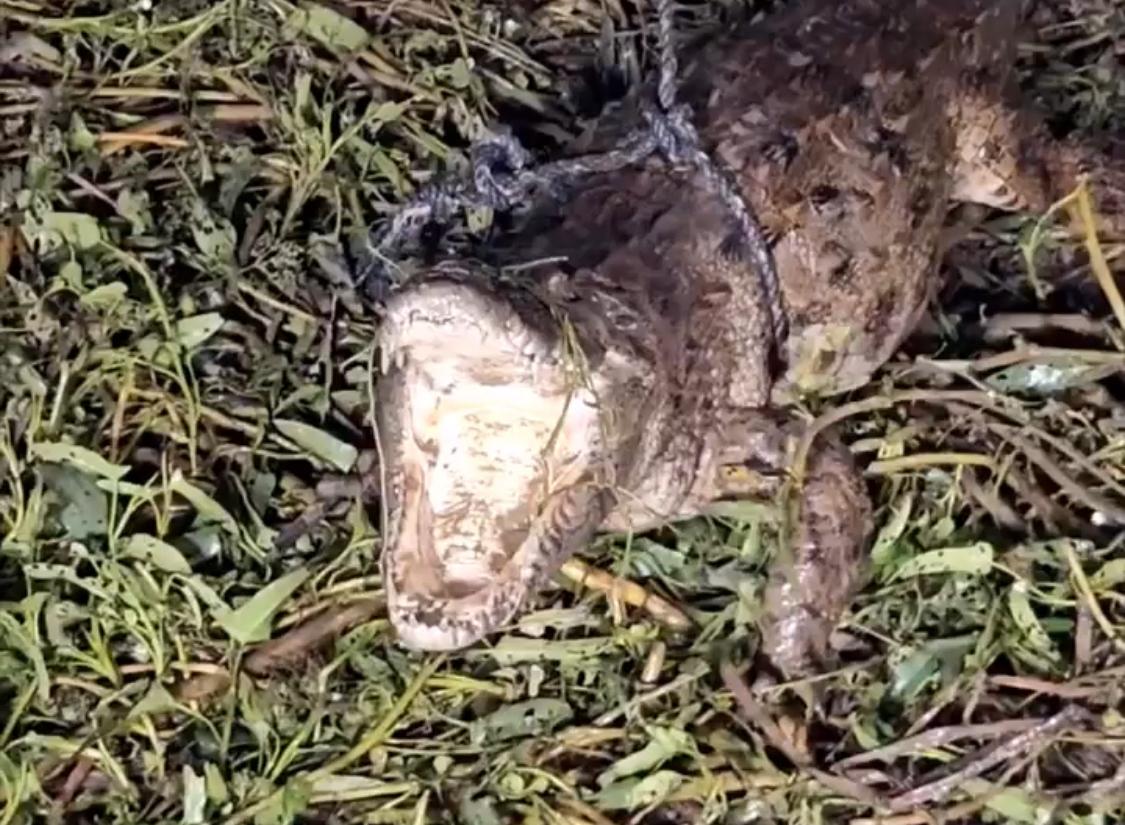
373, 0, 1124, 675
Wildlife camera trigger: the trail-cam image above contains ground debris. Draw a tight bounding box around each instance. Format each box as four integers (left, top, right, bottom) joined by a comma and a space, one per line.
1, 0, 1124, 823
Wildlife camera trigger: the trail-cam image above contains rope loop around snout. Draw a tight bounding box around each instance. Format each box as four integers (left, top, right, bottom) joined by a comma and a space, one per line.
354, 0, 788, 349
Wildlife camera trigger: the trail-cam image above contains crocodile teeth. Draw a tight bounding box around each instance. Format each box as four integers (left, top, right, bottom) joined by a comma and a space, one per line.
374, 275, 609, 652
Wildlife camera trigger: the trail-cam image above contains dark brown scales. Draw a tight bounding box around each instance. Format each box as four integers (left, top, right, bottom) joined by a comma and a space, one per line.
376, 0, 1125, 671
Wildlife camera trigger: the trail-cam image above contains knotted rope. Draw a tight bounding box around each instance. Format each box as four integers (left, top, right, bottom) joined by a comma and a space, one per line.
357, 0, 787, 347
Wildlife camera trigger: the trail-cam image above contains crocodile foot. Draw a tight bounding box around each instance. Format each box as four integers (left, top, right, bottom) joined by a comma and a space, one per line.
761, 432, 874, 677
708, 416, 874, 678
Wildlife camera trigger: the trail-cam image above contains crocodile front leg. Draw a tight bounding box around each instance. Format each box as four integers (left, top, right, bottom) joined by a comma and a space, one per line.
710, 414, 874, 679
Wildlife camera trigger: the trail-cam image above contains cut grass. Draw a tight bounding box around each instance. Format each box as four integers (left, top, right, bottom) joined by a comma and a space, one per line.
2, 1, 1125, 823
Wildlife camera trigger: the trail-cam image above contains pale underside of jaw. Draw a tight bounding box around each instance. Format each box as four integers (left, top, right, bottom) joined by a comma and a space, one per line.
378, 290, 608, 651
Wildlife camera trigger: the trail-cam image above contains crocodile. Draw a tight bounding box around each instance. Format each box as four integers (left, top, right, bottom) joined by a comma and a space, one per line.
371, 0, 1124, 676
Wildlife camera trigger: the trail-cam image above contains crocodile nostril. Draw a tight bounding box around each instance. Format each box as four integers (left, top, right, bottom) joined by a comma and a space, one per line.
815, 348, 837, 372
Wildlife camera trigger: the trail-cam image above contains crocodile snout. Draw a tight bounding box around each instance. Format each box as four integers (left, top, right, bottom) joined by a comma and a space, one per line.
375, 275, 611, 651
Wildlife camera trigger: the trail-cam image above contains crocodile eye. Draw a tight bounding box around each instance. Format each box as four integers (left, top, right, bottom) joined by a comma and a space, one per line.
810, 184, 840, 206
610, 310, 637, 330
762, 131, 799, 168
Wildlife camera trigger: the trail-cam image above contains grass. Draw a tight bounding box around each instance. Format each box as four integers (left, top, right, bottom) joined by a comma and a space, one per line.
2, 0, 1125, 823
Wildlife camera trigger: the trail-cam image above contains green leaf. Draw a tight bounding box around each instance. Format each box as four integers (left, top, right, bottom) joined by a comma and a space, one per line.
1089, 558, 1125, 591
29, 441, 130, 481
891, 542, 994, 580
69, 111, 97, 152
170, 472, 239, 535
215, 568, 309, 645
58, 259, 83, 290
890, 646, 939, 700
477, 636, 617, 665
180, 576, 231, 615
597, 726, 693, 788
985, 361, 1121, 396
286, 2, 369, 53
275, 419, 358, 472
890, 636, 974, 701
183, 765, 207, 825
962, 779, 1052, 823
174, 312, 225, 350
204, 762, 228, 805
467, 699, 573, 745
96, 479, 158, 498
1007, 582, 1060, 663
127, 680, 182, 719
138, 311, 226, 365
22, 211, 103, 252
701, 499, 776, 523
117, 187, 154, 234
253, 775, 312, 825
0, 611, 51, 703
80, 281, 129, 310
38, 463, 108, 539
370, 148, 406, 194
307, 776, 417, 800
121, 534, 193, 574
591, 770, 685, 812
872, 493, 914, 570
446, 57, 473, 89
189, 201, 236, 263
370, 100, 407, 124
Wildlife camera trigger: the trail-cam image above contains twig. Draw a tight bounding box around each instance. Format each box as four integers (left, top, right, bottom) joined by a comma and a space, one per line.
1008, 435, 1125, 525
243, 598, 384, 676
865, 451, 997, 476
921, 344, 1125, 374
850, 796, 1006, 825
560, 556, 692, 631
961, 467, 1025, 531
885, 705, 1090, 812
996, 422, 1125, 504
720, 661, 885, 807
1068, 177, 1125, 333
222, 654, 445, 825
720, 661, 809, 768
1061, 540, 1124, 651
834, 719, 1045, 770
0, 222, 13, 277
50, 757, 94, 808
176, 599, 384, 704
987, 674, 1110, 700
979, 312, 1109, 342
96, 132, 190, 148
98, 104, 272, 155
793, 389, 1027, 484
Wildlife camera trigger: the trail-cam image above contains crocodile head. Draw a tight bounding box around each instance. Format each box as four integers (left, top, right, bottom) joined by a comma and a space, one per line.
374, 271, 633, 651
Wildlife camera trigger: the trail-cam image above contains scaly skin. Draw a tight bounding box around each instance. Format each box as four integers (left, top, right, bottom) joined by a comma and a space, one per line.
372, 0, 1124, 676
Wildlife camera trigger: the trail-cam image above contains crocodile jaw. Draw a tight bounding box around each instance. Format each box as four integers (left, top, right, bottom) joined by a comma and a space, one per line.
375, 279, 610, 651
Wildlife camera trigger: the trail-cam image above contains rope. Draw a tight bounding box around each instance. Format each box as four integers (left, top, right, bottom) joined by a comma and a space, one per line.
649, 0, 786, 345
358, 0, 787, 347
